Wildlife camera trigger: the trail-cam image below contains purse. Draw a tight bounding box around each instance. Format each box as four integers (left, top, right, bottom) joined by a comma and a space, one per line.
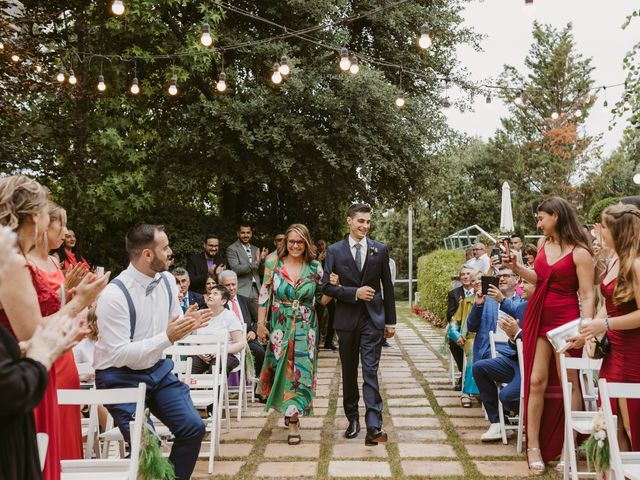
592, 334, 611, 359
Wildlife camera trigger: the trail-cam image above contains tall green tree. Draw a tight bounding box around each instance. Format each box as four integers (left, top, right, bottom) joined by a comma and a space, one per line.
0, 0, 479, 270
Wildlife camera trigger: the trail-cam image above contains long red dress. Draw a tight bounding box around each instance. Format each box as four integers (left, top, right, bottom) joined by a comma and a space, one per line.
37, 261, 83, 461
523, 245, 581, 462
0, 264, 62, 480
599, 277, 640, 449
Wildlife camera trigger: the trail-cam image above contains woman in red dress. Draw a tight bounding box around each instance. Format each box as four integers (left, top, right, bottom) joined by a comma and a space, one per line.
0, 176, 109, 479
54, 229, 90, 274
27, 202, 84, 460
581, 203, 640, 450
506, 197, 594, 474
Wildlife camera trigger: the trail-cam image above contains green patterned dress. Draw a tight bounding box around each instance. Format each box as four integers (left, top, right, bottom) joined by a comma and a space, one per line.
258, 256, 323, 417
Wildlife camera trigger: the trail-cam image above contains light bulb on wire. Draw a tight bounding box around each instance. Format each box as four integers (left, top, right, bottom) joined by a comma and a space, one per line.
574, 109, 582, 118
11, 54, 20, 63
624, 95, 632, 110
111, 0, 125, 16
216, 72, 227, 92
97, 75, 106, 92
130, 77, 140, 95
634, 173, 640, 185
56, 68, 65, 83
418, 24, 432, 49
551, 111, 559, 120
200, 23, 213, 47
68, 69, 77, 85
271, 63, 282, 84
168, 76, 178, 96
339, 48, 351, 71
0, 42, 4, 51
395, 90, 405, 108
278, 56, 290, 76
514, 91, 524, 106
349, 55, 359, 74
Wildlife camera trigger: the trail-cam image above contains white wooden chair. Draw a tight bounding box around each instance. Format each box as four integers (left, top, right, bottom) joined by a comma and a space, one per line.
57, 383, 146, 479
599, 379, 640, 480
488, 330, 523, 448
225, 324, 251, 422
166, 335, 228, 474
37, 433, 48, 472
559, 354, 603, 480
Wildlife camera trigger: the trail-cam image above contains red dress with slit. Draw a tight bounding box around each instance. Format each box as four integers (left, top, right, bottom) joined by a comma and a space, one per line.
599, 277, 640, 449
523, 245, 581, 462
0, 264, 62, 480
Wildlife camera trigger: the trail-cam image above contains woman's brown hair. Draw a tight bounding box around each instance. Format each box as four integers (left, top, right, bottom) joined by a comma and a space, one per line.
602, 204, 640, 305
277, 224, 317, 263
537, 197, 592, 254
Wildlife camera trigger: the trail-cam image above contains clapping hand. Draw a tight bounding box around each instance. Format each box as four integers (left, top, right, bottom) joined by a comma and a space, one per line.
64, 263, 88, 294
260, 247, 270, 262
70, 270, 111, 310
23, 312, 88, 370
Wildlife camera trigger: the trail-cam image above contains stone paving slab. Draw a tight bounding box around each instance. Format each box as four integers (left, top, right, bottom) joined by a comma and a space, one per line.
474, 460, 531, 477
391, 417, 441, 428
387, 397, 431, 407
332, 443, 389, 458
328, 460, 392, 477
389, 406, 435, 416
397, 443, 457, 458
255, 461, 318, 477
264, 443, 321, 458
394, 429, 447, 442
401, 460, 464, 476
465, 443, 524, 457
193, 460, 244, 477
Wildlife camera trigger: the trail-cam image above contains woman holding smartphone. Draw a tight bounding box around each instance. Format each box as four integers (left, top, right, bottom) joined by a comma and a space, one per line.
581, 203, 640, 451
504, 197, 594, 475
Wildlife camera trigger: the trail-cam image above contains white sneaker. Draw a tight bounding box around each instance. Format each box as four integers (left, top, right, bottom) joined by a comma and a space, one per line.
481, 423, 503, 442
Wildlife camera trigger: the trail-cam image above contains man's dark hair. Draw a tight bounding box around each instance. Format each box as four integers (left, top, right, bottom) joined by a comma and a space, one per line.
621, 196, 640, 209
347, 203, 372, 218
237, 223, 252, 231
205, 233, 219, 242
126, 223, 165, 260
510, 234, 522, 240
212, 284, 231, 303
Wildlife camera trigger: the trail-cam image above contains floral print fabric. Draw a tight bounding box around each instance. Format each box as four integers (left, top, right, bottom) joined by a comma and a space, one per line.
258, 256, 323, 417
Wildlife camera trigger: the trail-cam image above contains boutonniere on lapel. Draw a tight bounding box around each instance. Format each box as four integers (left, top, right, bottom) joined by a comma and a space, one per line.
369, 246, 378, 256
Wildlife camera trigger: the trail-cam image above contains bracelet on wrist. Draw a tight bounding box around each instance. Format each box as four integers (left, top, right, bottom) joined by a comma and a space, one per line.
605, 317, 610, 331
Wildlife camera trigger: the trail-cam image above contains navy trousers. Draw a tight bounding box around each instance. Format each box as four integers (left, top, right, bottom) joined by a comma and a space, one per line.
472, 355, 521, 423
336, 312, 384, 429
95, 359, 205, 480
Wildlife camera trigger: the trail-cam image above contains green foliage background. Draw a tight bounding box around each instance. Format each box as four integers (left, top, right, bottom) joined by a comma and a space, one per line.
416, 249, 464, 322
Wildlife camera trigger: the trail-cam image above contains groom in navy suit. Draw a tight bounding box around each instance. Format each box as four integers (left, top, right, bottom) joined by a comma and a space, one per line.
323, 203, 396, 446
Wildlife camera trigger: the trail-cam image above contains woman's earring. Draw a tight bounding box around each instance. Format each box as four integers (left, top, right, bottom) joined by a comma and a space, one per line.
34, 223, 39, 246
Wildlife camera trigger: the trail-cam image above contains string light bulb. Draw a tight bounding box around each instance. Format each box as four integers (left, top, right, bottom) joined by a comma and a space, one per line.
216, 72, 227, 92
349, 55, 359, 74
418, 24, 432, 49
574, 109, 582, 118
130, 77, 140, 95
111, 0, 125, 15
34, 64, 42, 73
68, 69, 77, 85
56, 68, 65, 83
339, 48, 351, 71
603, 87, 609, 108
200, 23, 213, 47
395, 90, 405, 108
0, 42, 4, 51
551, 111, 559, 120
11, 54, 20, 62
514, 91, 524, 105
97, 75, 106, 92
278, 56, 290, 76
634, 173, 640, 185
271, 63, 282, 84
624, 95, 632, 110
168, 76, 178, 95
442, 97, 451, 109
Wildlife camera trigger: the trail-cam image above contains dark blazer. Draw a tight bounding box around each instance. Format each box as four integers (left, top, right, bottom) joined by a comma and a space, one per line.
226, 294, 258, 335
187, 291, 207, 310
322, 238, 396, 331
186, 253, 225, 294
447, 286, 465, 322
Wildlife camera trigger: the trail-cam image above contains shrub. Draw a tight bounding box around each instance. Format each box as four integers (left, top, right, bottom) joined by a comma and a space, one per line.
417, 249, 465, 325
588, 197, 620, 224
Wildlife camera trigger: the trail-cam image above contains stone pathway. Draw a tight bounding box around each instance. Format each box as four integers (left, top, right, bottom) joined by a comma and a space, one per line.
193, 303, 557, 479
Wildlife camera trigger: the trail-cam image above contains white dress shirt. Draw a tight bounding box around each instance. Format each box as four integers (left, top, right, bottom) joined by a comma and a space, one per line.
94, 264, 182, 370
228, 296, 245, 323
195, 309, 243, 360
348, 235, 368, 271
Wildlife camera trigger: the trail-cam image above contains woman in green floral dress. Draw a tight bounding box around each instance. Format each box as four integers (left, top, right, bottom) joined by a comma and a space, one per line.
257, 223, 332, 445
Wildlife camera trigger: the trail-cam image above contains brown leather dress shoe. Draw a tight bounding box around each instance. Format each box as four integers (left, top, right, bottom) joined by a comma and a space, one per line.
365, 427, 388, 446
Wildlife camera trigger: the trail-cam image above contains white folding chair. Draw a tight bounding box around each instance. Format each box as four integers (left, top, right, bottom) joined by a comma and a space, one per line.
559, 354, 603, 480
599, 379, 640, 480
489, 330, 521, 446
449, 348, 462, 388
37, 433, 48, 472
225, 324, 251, 422
166, 335, 228, 474
57, 383, 146, 479
579, 349, 600, 412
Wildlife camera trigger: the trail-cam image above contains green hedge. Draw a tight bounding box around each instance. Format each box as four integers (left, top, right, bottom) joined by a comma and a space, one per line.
417, 249, 465, 324
588, 197, 620, 224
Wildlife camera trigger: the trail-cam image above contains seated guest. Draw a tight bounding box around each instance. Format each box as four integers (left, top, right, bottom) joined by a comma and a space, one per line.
192, 285, 245, 376
186, 234, 226, 294
55, 228, 91, 273
466, 242, 491, 274
523, 243, 537, 267
172, 267, 206, 311
204, 274, 217, 296
467, 266, 522, 362
446, 265, 475, 390
473, 276, 534, 441
218, 270, 266, 381
448, 270, 482, 407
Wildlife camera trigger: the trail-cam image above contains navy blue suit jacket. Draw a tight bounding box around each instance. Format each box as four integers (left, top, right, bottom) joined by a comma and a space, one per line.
500, 298, 527, 358
187, 291, 206, 310
467, 294, 523, 361
322, 238, 396, 331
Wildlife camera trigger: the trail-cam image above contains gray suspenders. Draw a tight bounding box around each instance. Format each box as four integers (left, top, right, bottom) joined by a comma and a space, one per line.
111, 273, 174, 341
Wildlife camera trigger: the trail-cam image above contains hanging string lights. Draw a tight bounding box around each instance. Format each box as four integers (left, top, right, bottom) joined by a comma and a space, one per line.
513, 90, 524, 105
0, 42, 4, 51
339, 48, 351, 71
10, 54, 20, 62
168, 75, 178, 95
200, 22, 213, 47
603, 86, 608, 107
442, 78, 451, 109
270, 63, 282, 84
68, 68, 77, 85
97, 75, 106, 92
111, 0, 125, 16
551, 111, 559, 120
349, 55, 359, 74
130, 76, 140, 94
418, 24, 432, 50
56, 67, 65, 83
395, 90, 405, 108
216, 72, 227, 92
278, 55, 290, 76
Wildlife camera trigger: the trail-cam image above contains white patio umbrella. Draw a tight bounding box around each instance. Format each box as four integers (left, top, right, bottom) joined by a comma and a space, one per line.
500, 181, 514, 233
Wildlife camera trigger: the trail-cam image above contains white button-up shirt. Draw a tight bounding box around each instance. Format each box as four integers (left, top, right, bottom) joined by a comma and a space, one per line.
348, 235, 368, 271
94, 264, 182, 370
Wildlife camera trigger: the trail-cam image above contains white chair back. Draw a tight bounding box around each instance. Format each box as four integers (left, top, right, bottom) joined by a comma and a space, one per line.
37, 433, 48, 472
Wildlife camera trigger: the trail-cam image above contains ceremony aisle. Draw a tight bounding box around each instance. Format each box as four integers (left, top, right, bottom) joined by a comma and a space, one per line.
192, 304, 552, 479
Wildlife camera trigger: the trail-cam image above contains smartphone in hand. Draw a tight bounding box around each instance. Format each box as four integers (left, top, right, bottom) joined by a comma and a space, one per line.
481, 275, 499, 295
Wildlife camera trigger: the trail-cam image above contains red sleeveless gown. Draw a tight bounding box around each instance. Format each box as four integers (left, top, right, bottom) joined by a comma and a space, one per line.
0, 264, 63, 480
523, 245, 581, 462
599, 277, 640, 449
